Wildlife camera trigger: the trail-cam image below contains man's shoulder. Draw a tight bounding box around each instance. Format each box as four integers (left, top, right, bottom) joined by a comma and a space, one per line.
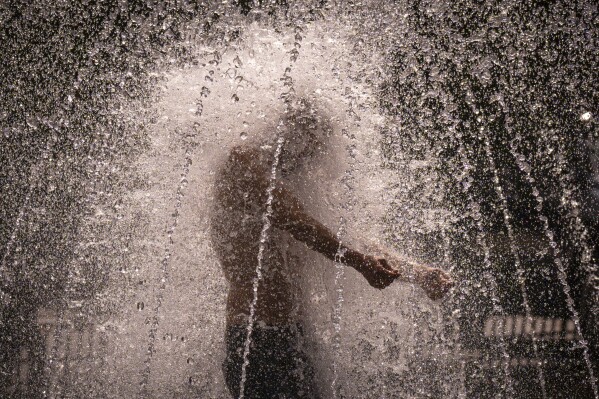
230, 144, 257, 161
229, 145, 267, 169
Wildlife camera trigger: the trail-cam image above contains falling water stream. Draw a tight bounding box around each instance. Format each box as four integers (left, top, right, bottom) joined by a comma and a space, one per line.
458, 143, 515, 398
506, 122, 598, 398
481, 132, 548, 399
238, 133, 285, 399
234, 20, 307, 398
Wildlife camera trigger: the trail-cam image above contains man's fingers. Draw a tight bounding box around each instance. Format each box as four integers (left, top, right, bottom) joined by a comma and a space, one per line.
362, 258, 392, 289
384, 267, 401, 279
378, 258, 393, 270
371, 261, 400, 289
379, 258, 401, 278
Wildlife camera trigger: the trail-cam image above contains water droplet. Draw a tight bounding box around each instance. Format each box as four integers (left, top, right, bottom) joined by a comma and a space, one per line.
233, 55, 243, 68
26, 117, 39, 130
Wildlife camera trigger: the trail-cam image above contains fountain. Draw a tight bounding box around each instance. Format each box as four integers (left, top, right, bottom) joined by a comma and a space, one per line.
0, 1, 597, 398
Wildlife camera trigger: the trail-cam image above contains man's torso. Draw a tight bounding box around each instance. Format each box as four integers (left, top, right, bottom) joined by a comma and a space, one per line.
210, 146, 298, 326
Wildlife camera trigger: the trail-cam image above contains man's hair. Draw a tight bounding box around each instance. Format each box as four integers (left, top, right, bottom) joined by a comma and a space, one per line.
282, 95, 332, 140
277, 95, 332, 175
283, 96, 318, 124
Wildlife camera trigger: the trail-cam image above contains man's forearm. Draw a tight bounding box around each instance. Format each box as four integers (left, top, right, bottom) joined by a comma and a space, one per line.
271, 185, 370, 270
280, 214, 369, 270
281, 208, 421, 279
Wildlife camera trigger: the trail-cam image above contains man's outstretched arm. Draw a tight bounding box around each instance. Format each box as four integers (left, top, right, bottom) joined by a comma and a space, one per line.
272, 183, 454, 298
271, 183, 400, 289
229, 146, 452, 296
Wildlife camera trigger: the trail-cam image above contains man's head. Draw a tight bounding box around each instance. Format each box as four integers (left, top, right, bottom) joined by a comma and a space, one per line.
277, 96, 331, 175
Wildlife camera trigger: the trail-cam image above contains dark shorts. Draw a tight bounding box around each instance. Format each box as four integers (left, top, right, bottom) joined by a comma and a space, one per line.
223, 323, 319, 399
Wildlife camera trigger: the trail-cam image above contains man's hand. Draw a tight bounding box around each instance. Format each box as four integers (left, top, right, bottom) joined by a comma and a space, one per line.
366, 244, 454, 300
415, 266, 454, 301
356, 255, 401, 289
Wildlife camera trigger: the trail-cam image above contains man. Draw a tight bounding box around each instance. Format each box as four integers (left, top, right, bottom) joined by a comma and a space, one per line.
210, 97, 453, 398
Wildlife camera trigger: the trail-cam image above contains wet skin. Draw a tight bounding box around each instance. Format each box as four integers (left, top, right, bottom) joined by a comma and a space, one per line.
210, 144, 454, 327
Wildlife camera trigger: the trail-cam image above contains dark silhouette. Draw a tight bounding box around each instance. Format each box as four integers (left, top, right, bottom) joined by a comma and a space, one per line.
210, 98, 453, 398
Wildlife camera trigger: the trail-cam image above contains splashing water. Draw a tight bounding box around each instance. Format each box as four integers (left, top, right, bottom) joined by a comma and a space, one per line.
1, 2, 597, 399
